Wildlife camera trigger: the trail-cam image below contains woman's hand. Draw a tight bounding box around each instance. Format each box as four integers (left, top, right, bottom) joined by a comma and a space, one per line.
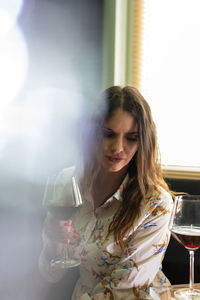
42, 212, 80, 262
44, 212, 80, 245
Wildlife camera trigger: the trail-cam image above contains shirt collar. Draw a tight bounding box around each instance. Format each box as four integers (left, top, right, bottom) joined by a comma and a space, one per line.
113, 174, 129, 202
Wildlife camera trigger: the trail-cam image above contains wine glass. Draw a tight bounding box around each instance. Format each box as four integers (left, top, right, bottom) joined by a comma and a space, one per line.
169, 195, 200, 299
43, 166, 83, 269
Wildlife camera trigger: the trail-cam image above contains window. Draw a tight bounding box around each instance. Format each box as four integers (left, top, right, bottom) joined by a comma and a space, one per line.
141, 0, 200, 178
110, 0, 200, 178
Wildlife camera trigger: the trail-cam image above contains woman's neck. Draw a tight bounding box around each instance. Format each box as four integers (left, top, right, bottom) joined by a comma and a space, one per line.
98, 166, 127, 188
92, 166, 128, 208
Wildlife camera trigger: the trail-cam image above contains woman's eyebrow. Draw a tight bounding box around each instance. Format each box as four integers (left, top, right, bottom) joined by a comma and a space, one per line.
127, 131, 139, 135
103, 127, 138, 135
102, 127, 113, 131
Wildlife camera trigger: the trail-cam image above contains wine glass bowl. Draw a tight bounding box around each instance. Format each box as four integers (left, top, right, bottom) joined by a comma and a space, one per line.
43, 167, 83, 269
169, 195, 200, 299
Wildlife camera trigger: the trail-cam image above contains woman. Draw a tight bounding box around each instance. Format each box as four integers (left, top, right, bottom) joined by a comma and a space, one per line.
39, 86, 174, 299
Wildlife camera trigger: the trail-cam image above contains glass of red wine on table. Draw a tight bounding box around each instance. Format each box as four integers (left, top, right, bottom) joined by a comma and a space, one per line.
43, 167, 83, 270
169, 195, 200, 299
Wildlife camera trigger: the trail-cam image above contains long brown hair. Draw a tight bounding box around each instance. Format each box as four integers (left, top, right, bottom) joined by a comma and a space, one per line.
82, 86, 173, 251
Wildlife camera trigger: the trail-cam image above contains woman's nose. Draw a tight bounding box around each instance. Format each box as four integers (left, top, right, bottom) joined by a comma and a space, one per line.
111, 136, 123, 154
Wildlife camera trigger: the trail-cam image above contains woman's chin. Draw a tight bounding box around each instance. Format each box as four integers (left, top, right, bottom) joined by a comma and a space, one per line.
102, 161, 127, 173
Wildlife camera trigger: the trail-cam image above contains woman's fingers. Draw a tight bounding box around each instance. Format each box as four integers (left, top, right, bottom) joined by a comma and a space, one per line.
44, 213, 80, 244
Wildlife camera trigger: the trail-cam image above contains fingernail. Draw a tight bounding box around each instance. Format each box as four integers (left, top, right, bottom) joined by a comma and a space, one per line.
64, 220, 72, 226
72, 234, 79, 239
65, 239, 70, 244
70, 227, 75, 232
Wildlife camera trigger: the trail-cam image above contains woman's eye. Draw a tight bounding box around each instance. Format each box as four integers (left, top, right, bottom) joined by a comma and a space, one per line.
102, 130, 114, 138
126, 137, 138, 142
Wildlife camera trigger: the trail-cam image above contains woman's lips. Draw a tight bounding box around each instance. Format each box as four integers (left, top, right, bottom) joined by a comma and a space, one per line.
106, 156, 123, 163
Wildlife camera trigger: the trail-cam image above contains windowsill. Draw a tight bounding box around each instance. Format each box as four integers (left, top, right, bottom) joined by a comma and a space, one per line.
162, 165, 200, 180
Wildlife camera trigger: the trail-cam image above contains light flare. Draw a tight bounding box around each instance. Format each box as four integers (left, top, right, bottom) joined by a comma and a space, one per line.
0, 26, 28, 109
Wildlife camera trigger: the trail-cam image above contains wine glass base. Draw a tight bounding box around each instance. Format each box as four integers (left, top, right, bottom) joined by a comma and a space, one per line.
50, 259, 80, 270
174, 288, 200, 299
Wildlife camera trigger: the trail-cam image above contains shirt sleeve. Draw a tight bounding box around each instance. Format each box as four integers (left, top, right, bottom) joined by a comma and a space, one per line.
79, 191, 173, 300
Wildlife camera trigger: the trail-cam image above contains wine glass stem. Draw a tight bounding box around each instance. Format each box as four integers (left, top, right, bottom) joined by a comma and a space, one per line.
64, 244, 69, 261
189, 250, 194, 289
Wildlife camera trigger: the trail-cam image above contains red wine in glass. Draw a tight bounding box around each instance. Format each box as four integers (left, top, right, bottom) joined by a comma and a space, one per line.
46, 205, 77, 221
171, 226, 200, 250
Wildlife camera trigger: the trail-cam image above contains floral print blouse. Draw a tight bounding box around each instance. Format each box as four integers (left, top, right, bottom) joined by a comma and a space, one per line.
39, 170, 173, 300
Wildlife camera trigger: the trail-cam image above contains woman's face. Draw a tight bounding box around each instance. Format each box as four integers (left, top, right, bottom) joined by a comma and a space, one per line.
98, 108, 139, 173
